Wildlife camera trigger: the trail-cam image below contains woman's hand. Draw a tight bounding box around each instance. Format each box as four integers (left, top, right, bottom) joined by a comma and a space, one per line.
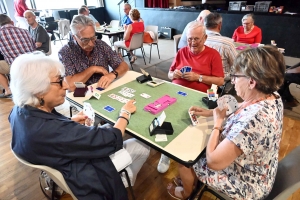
189, 106, 213, 117
122, 99, 136, 114
71, 111, 87, 124
213, 107, 227, 127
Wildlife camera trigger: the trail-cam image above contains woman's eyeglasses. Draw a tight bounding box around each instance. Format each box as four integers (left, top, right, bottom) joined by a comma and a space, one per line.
50, 77, 64, 87
230, 74, 248, 83
75, 35, 97, 45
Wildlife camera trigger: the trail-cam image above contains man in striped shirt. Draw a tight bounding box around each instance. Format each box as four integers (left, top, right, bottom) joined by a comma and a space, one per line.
0, 14, 35, 98
204, 13, 238, 80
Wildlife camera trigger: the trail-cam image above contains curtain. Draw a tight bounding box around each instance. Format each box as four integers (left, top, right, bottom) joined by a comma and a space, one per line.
146, 0, 169, 8
0, 0, 7, 14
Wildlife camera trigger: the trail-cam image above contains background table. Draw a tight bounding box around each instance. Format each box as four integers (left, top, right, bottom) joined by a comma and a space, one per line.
66, 71, 214, 167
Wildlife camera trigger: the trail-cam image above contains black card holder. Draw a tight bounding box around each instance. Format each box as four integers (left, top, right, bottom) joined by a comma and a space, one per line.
73, 87, 88, 97
149, 118, 174, 136
202, 97, 218, 109
136, 74, 152, 84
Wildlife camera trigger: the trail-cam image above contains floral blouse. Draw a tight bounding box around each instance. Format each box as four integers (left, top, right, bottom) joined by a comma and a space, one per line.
193, 96, 283, 200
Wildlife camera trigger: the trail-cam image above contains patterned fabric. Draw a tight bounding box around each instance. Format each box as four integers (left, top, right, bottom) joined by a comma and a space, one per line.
232, 26, 262, 44
205, 30, 238, 79
0, 24, 35, 65
58, 40, 123, 85
193, 96, 283, 199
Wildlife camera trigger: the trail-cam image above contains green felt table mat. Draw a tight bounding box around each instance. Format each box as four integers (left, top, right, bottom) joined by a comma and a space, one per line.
85, 80, 207, 148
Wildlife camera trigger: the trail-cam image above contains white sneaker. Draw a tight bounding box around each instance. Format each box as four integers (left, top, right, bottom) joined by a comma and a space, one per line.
157, 154, 170, 173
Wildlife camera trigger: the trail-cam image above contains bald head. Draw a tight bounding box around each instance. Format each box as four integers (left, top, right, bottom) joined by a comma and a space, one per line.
196, 10, 211, 24
24, 10, 37, 26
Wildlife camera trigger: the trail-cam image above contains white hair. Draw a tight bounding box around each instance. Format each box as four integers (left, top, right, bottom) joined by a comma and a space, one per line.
70, 15, 95, 36
10, 52, 65, 107
242, 14, 254, 23
187, 21, 206, 35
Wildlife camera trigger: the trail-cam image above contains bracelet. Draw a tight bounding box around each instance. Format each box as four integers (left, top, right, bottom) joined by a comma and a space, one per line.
120, 109, 131, 119
117, 116, 129, 125
212, 127, 222, 132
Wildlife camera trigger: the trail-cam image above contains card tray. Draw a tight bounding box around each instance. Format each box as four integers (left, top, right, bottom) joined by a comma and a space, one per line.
144, 95, 177, 115
73, 87, 88, 97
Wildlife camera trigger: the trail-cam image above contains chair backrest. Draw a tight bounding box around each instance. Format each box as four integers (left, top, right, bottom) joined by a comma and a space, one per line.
265, 146, 300, 200
128, 32, 144, 51
45, 34, 52, 56
11, 149, 77, 200
145, 25, 158, 43
110, 20, 120, 28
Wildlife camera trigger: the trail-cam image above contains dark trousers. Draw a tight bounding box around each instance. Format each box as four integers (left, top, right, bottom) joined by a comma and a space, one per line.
278, 73, 300, 102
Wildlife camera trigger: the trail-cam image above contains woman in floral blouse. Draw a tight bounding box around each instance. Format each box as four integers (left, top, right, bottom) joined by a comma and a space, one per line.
167, 45, 286, 200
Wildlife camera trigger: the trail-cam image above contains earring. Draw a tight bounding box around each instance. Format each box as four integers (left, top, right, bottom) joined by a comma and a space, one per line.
40, 98, 45, 106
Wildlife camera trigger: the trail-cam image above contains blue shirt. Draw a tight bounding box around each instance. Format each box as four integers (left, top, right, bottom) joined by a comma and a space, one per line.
122, 15, 132, 26
9, 105, 127, 200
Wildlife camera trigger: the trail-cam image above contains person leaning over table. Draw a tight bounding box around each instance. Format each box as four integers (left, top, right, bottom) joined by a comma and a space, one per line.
58, 15, 129, 92
232, 13, 262, 44
114, 8, 144, 64
166, 45, 285, 200
9, 52, 150, 200
157, 21, 224, 174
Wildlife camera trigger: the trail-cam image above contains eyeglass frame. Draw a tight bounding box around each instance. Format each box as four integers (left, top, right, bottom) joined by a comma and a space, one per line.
74, 35, 97, 45
187, 34, 206, 43
230, 74, 248, 83
50, 76, 64, 87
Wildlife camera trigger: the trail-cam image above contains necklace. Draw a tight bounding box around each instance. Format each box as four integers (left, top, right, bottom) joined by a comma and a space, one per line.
233, 94, 272, 115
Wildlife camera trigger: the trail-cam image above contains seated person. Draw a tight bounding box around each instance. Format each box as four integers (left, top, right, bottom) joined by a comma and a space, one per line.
158, 22, 224, 174
9, 52, 150, 199
24, 10, 49, 53
58, 15, 129, 92
114, 8, 144, 64
167, 46, 285, 199
278, 64, 300, 107
79, 5, 100, 28
178, 9, 211, 49
122, 3, 133, 27
0, 14, 35, 98
232, 14, 262, 44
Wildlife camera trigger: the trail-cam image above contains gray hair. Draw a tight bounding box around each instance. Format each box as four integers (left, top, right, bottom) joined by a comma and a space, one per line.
187, 21, 206, 36
204, 13, 222, 29
70, 15, 95, 36
124, 3, 131, 9
232, 45, 285, 94
0, 14, 12, 27
242, 14, 254, 23
10, 52, 65, 107
23, 10, 35, 17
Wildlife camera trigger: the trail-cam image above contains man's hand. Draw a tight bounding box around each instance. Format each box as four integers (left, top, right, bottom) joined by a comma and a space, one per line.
173, 69, 183, 79
35, 42, 42, 48
97, 73, 115, 88
182, 72, 199, 82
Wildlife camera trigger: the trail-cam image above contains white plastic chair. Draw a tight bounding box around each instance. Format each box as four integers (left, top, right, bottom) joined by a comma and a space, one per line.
45, 34, 52, 56
11, 150, 77, 200
110, 20, 120, 28
144, 25, 160, 63
121, 32, 146, 69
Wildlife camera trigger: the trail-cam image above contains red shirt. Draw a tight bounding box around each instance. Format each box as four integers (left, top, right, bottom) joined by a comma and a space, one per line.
125, 22, 144, 47
14, 0, 29, 17
170, 46, 224, 93
232, 26, 262, 44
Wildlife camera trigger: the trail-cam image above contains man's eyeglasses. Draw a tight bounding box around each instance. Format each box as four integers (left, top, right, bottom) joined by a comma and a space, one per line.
187, 34, 206, 43
75, 35, 97, 45
50, 77, 64, 87
230, 74, 248, 83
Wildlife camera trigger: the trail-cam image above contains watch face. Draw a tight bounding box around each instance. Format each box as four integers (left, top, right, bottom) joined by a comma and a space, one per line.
199, 75, 203, 82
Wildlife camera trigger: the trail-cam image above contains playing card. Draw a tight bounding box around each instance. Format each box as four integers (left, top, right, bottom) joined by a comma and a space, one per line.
185, 66, 192, 72
155, 134, 168, 142
217, 95, 238, 115
180, 67, 186, 74
177, 91, 187, 96
103, 105, 115, 112
83, 102, 95, 126
96, 87, 104, 91
140, 93, 151, 98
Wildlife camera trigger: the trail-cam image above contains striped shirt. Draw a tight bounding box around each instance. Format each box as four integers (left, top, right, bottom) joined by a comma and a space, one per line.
205, 30, 238, 79
0, 24, 35, 64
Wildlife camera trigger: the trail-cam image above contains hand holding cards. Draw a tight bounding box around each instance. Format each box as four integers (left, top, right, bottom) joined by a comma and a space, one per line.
180, 66, 192, 74
217, 95, 238, 115
83, 102, 95, 126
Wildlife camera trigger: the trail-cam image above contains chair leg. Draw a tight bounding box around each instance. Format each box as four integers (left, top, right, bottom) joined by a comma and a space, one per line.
156, 43, 160, 59
69, 106, 73, 117
149, 44, 152, 64
51, 181, 57, 200
141, 47, 146, 65
120, 169, 135, 200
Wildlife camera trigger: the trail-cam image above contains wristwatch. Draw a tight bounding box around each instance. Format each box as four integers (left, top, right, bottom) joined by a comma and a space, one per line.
198, 75, 203, 82
120, 109, 131, 120
111, 70, 118, 79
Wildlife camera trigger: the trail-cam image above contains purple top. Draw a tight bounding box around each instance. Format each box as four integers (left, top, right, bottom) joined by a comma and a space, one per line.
58, 40, 123, 85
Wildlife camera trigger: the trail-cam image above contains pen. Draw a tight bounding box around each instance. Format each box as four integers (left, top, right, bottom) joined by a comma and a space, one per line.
90, 86, 93, 93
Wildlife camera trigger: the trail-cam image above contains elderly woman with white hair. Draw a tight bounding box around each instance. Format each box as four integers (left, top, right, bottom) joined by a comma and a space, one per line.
167, 46, 285, 200
9, 52, 150, 200
232, 13, 262, 44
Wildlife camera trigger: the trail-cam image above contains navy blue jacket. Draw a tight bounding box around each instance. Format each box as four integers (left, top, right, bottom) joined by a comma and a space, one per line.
9, 105, 128, 200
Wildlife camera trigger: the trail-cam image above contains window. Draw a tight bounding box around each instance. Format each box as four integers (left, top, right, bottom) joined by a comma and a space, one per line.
34, 0, 85, 10
86, 0, 104, 7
